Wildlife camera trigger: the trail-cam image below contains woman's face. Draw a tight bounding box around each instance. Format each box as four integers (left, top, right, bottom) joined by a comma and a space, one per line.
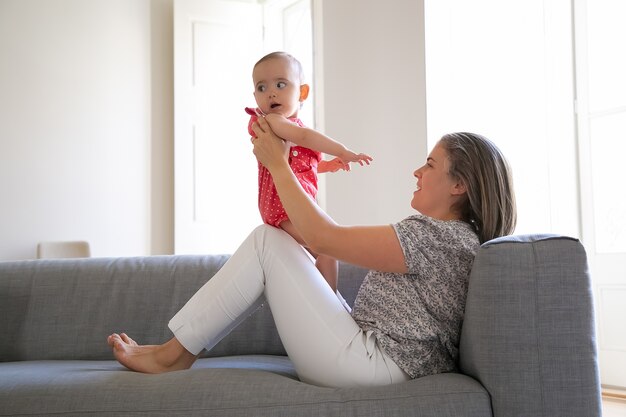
411, 142, 464, 220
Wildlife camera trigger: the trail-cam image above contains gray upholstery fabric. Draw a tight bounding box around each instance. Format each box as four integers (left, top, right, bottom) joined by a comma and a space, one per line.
459, 234, 602, 417
0, 255, 286, 361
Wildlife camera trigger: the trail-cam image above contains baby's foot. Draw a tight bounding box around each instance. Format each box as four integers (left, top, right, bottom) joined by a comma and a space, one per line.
107, 333, 196, 374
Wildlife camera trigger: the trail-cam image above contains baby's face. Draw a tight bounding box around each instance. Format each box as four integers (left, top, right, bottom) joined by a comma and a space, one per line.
252, 57, 303, 118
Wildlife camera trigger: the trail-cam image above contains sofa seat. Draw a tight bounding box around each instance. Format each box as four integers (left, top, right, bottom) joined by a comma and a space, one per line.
0, 356, 490, 417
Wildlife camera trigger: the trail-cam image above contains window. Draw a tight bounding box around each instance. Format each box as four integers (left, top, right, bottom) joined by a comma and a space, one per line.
425, 0, 626, 388
574, 0, 626, 387
577, 0, 626, 254
425, 0, 578, 237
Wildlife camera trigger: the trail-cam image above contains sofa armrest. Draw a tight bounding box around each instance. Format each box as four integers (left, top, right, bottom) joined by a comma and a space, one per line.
459, 235, 602, 417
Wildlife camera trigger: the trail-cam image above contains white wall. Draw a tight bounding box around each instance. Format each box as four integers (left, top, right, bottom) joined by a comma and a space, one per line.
0, 0, 425, 260
0, 0, 174, 260
315, 0, 427, 226
149, 0, 175, 255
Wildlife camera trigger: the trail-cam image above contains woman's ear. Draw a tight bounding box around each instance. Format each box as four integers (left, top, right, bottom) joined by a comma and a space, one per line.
451, 181, 467, 196
299, 84, 310, 102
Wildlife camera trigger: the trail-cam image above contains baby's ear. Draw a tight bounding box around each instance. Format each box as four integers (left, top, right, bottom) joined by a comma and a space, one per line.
299, 84, 310, 102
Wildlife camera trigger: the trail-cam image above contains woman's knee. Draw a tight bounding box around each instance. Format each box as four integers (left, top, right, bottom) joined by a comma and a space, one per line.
252, 224, 297, 250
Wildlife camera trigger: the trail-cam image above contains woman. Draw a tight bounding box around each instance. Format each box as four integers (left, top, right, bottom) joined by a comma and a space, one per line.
108, 119, 516, 388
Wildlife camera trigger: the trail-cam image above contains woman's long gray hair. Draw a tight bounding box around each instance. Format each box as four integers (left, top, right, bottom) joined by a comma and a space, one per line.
440, 132, 517, 243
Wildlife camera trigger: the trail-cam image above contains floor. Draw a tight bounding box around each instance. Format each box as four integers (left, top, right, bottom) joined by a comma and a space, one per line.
603, 398, 626, 417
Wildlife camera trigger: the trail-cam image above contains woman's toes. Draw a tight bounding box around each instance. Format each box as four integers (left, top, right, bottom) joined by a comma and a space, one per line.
120, 333, 138, 346
107, 334, 119, 347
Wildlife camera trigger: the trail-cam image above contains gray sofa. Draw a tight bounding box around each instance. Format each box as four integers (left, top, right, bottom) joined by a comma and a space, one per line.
0, 234, 602, 416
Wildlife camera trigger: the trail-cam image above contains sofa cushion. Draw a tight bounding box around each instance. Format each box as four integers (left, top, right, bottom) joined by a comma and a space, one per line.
0, 358, 490, 417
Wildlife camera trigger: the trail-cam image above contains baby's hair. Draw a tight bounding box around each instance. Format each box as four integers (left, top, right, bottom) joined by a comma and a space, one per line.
440, 132, 517, 243
254, 51, 305, 83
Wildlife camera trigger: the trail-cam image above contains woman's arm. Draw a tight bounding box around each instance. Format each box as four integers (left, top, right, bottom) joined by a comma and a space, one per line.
265, 114, 373, 166
252, 117, 407, 274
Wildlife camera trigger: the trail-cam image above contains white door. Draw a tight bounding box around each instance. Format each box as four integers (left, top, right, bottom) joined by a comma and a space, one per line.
574, 0, 626, 388
174, 0, 263, 254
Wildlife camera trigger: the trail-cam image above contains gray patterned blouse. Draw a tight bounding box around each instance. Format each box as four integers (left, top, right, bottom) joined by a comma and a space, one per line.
351, 214, 479, 378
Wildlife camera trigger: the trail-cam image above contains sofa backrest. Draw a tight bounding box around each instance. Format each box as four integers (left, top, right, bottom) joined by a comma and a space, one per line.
459, 234, 602, 417
0, 255, 369, 362
0, 255, 275, 361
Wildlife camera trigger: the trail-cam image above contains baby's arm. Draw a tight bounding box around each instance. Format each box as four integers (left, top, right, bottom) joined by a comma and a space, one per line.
265, 114, 373, 166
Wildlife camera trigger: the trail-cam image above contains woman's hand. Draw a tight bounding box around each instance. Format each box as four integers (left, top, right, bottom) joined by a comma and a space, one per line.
251, 116, 290, 172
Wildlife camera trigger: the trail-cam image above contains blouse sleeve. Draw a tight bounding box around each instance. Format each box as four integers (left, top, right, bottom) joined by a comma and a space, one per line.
392, 215, 477, 276
392, 216, 440, 274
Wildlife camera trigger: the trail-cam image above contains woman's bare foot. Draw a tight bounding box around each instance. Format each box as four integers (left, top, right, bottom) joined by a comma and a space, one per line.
107, 333, 198, 374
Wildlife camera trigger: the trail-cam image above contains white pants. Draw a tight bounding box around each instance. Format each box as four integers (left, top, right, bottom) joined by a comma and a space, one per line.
168, 225, 409, 388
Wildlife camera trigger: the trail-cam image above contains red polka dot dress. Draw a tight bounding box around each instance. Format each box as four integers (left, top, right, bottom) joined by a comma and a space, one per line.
246, 107, 321, 227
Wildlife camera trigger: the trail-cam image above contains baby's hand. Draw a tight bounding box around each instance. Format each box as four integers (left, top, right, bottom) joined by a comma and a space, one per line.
319, 158, 350, 173
340, 150, 373, 167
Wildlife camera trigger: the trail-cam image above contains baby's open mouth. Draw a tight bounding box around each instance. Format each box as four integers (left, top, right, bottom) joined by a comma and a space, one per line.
270, 103, 281, 109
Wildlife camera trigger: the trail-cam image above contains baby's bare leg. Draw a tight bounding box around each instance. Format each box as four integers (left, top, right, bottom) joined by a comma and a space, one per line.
279, 220, 306, 245
315, 255, 338, 293
107, 333, 198, 374
279, 220, 338, 292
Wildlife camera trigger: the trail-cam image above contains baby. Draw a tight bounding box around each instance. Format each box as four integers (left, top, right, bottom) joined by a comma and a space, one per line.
246, 51, 372, 291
